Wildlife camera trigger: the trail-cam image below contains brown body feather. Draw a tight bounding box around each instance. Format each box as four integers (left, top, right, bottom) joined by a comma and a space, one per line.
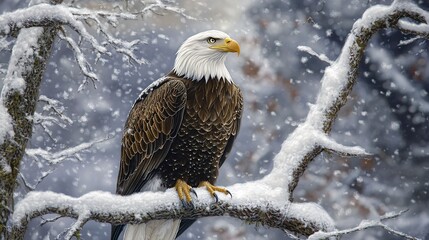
116, 72, 242, 195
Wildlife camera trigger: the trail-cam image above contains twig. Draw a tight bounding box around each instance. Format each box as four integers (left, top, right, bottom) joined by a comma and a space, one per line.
25, 136, 112, 165
308, 210, 419, 240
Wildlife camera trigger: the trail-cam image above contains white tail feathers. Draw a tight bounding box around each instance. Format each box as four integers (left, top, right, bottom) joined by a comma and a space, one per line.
123, 219, 181, 240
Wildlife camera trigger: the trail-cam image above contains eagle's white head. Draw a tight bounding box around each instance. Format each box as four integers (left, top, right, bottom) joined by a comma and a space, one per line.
172, 30, 240, 82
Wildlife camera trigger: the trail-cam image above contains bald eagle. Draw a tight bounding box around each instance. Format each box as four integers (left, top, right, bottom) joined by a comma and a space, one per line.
111, 30, 243, 240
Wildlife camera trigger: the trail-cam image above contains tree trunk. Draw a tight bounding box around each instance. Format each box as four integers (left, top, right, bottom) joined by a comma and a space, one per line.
0, 1, 61, 237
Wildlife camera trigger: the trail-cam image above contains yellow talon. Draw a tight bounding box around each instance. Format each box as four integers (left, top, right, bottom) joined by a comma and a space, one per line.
175, 179, 194, 208
198, 181, 232, 202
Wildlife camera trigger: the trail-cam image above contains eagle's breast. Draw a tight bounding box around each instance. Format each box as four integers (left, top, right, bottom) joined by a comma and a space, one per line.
158, 77, 242, 187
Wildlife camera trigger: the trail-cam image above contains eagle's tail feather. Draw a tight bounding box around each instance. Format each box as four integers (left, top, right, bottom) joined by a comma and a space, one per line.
123, 219, 181, 240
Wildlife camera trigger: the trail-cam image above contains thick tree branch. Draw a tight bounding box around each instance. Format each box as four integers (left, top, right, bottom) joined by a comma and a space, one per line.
10, 185, 334, 239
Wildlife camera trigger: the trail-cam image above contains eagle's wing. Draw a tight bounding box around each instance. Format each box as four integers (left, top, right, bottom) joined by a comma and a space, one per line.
111, 78, 187, 240
117, 79, 187, 195
177, 86, 243, 238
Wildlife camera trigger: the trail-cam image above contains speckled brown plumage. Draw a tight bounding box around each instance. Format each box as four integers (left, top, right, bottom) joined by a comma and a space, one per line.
116, 72, 242, 196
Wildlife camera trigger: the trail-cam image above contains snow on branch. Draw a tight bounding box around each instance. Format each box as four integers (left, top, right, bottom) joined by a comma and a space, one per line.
11, 183, 334, 240
261, 0, 429, 200
297, 46, 333, 65
8, 0, 429, 238
131, 0, 196, 20
33, 95, 74, 141
25, 136, 112, 165
38, 95, 73, 125
0, 3, 147, 91
315, 132, 370, 157
308, 210, 419, 240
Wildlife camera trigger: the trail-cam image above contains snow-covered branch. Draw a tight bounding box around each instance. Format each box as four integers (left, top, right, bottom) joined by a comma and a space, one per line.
11, 184, 335, 240
262, 0, 429, 200
0, 3, 147, 91
297, 46, 333, 65
130, 0, 196, 20
308, 210, 419, 240
0, 0, 61, 234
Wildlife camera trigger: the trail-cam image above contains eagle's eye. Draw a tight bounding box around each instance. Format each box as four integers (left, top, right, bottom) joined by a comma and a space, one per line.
207, 37, 217, 44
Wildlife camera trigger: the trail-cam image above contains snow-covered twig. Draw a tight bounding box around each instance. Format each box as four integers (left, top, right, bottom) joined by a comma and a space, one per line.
308, 210, 419, 240
297, 46, 333, 65
57, 29, 99, 91
38, 95, 73, 125
316, 132, 370, 157
134, 0, 196, 20
63, 212, 89, 240
34, 95, 73, 141
19, 169, 54, 192
68, 8, 148, 65
25, 136, 112, 165
40, 215, 62, 226
396, 20, 429, 39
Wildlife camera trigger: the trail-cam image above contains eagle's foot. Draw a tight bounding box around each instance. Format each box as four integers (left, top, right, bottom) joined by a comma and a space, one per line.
198, 181, 232, 203
175, 179, 196, 209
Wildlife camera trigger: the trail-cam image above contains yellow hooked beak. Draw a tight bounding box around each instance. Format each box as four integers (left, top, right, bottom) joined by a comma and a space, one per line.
210, 37, 240, 56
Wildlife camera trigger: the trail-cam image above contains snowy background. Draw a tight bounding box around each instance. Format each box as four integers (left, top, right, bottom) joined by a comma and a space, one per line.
1, 0, 429, 239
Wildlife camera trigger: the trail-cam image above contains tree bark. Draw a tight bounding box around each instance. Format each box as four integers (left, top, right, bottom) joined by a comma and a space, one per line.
0, 0, 62, 238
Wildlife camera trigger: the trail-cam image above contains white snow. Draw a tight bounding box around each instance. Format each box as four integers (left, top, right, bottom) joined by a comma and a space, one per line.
288, 202, 335, 232
0, 101, 13, 145
133, 76, 168, 108
1, 27, 44, 96
315, 132, 369, 156
12, 181, 335, 234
